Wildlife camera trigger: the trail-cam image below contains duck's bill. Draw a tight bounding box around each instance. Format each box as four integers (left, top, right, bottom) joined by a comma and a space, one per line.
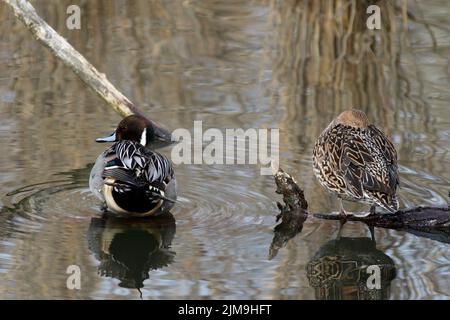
95, 131, 116, 143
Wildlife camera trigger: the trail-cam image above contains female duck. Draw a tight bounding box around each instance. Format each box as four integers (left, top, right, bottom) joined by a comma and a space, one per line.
312, 109, 399, 217
89, 115, 177, 217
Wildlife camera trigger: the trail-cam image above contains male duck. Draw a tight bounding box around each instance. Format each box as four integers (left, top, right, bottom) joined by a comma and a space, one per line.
89, 115, 177, 217
312, 109, 399, 217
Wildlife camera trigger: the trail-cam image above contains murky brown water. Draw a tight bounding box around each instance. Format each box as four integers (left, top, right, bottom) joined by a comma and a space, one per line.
0, 0, 449, 299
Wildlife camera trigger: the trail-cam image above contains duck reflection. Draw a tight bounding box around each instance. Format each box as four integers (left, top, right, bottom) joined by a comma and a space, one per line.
87, 213, 176, 292
306, 237, 396, 300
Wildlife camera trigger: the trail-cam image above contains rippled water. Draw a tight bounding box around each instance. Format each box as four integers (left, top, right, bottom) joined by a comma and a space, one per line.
0, 0, 449, 299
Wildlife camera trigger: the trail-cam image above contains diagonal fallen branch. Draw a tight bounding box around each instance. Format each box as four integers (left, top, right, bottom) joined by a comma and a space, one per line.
3, 0, 160, 117
3, 0, 142, 118
4, 0, 175, 146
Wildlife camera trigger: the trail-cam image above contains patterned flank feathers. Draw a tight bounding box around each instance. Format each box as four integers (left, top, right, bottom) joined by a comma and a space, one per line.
102, 140, 173, 194
312, 109, 399, 213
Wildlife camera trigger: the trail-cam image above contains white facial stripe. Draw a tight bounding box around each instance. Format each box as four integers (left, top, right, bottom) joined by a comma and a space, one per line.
140, 128, 147, 146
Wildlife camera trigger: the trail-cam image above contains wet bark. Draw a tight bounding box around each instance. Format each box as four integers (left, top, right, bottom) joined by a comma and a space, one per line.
314, 206, 450, 229
3, 0, 144, 118
271, 165, 450, 251
269, 166, 309, 259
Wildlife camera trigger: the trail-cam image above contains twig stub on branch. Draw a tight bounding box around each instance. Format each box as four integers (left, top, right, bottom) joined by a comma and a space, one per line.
272, 162, 308, 212
269, 163, 308, 259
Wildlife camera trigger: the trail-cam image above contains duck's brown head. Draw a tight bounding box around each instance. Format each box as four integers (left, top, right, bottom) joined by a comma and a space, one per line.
335, 109, 370, 128
96, 114, 174, 147
115, 115, 153, 144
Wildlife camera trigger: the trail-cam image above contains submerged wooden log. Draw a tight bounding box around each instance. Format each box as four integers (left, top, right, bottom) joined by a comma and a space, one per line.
272, 164, 450, 230
3, 0, 142, 118
270, 164, 450, 255
314, 206, 450, 229
315, 206, 450, 244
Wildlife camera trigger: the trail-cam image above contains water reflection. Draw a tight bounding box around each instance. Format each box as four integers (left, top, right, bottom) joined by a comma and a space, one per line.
0, 165, 91, 235
269, 208, 308, 260
306, 237, 396, 300
87, 213, 176, 293
0, 0, 449, 299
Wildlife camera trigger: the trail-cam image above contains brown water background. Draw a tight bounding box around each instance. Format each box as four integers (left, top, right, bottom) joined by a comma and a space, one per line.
0, 0, 449, 299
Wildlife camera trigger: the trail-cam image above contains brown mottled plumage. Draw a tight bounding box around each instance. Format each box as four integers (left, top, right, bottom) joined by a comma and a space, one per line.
313, 109, 399, 215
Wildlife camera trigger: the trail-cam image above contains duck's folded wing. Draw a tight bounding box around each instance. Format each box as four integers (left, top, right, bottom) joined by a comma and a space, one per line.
339, 129, 397, 197
337, 135, 365, 198
368, 125, 399, 193
114, 140, 174, 183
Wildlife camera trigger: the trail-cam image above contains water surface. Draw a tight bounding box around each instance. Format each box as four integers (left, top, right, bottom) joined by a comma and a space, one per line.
0, 0, 449, 299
